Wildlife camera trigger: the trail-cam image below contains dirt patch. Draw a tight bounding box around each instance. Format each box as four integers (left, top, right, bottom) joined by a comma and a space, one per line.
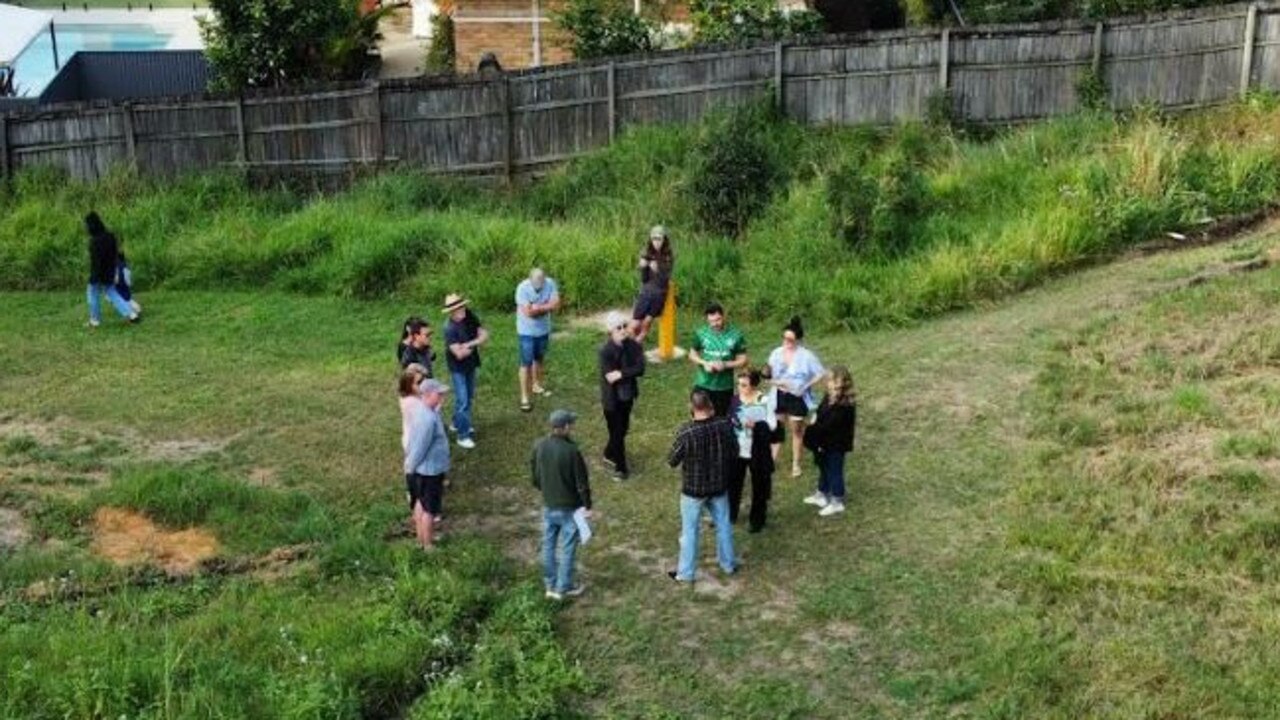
248, 466, 279, 487
0, 416, 231, 466
92, 507, 220, 575
0, 508, 30, 551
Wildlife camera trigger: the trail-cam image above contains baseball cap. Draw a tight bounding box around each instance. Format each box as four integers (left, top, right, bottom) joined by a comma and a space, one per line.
419, 379, 451, 395
549, 409, 577, 429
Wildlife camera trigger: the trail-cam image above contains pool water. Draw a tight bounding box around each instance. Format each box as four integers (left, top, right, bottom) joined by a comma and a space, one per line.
11, 24, 173, 97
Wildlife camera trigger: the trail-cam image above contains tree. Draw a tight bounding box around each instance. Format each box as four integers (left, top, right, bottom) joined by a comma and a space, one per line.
689, 0, 825, 46
555, 0, 657, 60
201, 0, 397, 91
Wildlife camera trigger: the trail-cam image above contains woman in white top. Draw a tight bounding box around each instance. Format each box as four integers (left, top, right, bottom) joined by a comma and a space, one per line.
729, 368, 777, 532
767, 316, 826, 478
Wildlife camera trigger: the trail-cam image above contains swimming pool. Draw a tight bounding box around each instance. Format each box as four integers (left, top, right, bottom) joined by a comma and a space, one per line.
11, 24, 174, 97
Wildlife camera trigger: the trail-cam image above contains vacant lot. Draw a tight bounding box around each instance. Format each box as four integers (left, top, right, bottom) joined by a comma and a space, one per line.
4, 221, 1279, 716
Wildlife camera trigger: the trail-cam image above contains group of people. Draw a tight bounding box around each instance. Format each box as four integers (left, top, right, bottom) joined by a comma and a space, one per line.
395, 225, 859, 598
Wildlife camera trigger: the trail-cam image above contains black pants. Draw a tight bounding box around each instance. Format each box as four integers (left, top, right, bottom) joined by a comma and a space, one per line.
728, 456, 773, 530
705, 389, 733, 419
603, 400, 633, 473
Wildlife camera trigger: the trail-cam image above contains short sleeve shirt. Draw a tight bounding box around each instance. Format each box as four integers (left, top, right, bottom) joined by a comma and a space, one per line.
514, 278, 559, 337
444, 309, 484, 373
691, 324, 746, 392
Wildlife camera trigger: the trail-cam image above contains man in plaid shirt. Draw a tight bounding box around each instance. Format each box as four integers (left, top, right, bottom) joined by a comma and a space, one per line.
667, 389, 740, 583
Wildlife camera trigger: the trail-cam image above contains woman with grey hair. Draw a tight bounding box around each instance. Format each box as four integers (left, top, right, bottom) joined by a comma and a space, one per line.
599, 311, 646, 480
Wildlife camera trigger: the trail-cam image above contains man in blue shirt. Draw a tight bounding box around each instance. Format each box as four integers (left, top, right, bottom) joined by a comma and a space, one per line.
515, 268, 561, 413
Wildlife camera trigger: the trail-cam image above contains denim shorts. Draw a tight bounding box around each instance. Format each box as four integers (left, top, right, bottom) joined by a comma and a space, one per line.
518, 334, 549, 367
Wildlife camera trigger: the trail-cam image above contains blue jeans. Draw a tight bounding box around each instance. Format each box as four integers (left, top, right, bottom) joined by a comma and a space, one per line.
676, 493, 737, 581
450, 369, 476, 440
518, 334, 549, 368
542, 507, 580, 593
816, 451, 847, 500
86, 283, 133, 324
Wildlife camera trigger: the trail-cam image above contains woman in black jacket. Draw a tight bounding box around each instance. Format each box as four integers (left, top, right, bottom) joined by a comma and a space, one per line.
803, 365, 856, 517
599, 313, 646, 480
84, 212, 139, 327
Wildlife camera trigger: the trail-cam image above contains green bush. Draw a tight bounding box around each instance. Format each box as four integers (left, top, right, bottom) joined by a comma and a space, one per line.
555, 0, 657, 60
689, 0, 825, 45
687, 101, 785, 237
424, 12, 456, 72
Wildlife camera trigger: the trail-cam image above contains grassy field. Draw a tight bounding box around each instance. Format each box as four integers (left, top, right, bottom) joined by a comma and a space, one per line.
4, 219, 1280, 716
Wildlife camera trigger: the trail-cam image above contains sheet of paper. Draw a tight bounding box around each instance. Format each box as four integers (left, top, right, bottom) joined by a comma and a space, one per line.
573, 506, 593, 545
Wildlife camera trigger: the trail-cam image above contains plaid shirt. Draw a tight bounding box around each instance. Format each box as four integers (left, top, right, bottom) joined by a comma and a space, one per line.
667, 416, 736, 498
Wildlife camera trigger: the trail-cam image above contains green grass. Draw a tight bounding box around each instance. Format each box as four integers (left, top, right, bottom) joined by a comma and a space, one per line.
5, 223, 1280, 715
8, 101, 1280, 330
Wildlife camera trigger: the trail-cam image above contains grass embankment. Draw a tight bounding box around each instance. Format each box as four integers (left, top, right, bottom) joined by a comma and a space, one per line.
5, 101, 1280, 327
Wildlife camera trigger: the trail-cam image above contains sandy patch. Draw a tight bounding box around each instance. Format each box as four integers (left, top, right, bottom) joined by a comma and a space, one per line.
0, 508, 30, 551
0, 416, 231, 466
92, 507, 220, 575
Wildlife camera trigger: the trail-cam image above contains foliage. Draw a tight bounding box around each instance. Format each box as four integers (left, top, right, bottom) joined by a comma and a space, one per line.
1076, 67, 1108, 111
554, 0, 657, 60
686, 101, 786, 237
827, 141, 932, 255
201, 0, 392, 91
688, 0, 826, 45
424, 12, 457, 72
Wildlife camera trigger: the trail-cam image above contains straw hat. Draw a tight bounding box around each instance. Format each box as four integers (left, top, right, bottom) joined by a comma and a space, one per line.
442, 293, 468, 314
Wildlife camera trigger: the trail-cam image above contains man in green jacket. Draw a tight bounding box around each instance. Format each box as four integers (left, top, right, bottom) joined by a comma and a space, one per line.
531, 409, 593, 600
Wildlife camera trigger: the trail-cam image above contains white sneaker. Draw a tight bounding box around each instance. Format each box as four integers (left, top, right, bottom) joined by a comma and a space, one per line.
818, 501, 845, 516
802, 492, 827, 507
533, 384, 551, 397
128, 300, 141, 314
563, 584, 586, 597
457, 437, 476, 449
545, 589, 563, 600
448, 424, 457, 434
87, 320, 100, 329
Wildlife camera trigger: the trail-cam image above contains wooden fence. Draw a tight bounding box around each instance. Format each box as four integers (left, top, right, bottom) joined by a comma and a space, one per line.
4, 1, 1280, 183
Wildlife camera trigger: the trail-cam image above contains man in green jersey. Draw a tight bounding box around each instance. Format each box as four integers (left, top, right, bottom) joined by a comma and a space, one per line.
689, 302, 748, 418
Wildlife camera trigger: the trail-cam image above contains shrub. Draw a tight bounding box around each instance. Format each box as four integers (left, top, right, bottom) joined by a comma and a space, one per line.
424, 12, 456, 72
555, 0, 657, 60
687, 101, 784, 237
827, 145, 931, 255
689, 0, 825, 45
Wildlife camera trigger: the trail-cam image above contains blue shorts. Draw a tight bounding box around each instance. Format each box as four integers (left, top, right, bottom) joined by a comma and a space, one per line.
518, 334, 549, 367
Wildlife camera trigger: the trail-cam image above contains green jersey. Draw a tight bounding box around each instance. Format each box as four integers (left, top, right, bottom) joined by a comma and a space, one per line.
691, 324, 746, 392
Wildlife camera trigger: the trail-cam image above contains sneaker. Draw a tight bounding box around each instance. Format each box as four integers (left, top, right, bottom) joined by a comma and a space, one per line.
611, 469, 628, 482
563, 584, 586, 598
545, 589, 564, 601
457, 437, 476, 449
448, 424, 457, 434
802, 492, 828, 507
791, 464, 803, 478
127, 313, 141, 324
666, 570, 693, 584
533, 384, 551, 397
520, 400, 533, 413
87, 320, 100, 329
819, 501, 846, 517
128, 300, 142, 314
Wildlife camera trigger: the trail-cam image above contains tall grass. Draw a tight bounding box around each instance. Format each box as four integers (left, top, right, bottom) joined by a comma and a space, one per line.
4, 101, 1280, 326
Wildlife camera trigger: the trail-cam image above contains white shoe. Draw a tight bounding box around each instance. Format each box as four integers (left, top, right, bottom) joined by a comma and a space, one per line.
563, 584, 585, 597
818, 501, 845, 516
87, 320, 100, 329
457, 437, 476, 449
533, 384, 551, 397
802, 492, 827, 507
448, 424, 457, 434
545, 589, 563, 600
128, 300, 141, 314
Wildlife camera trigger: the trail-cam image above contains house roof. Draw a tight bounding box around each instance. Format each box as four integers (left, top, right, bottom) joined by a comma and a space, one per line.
0, 4, 53, 69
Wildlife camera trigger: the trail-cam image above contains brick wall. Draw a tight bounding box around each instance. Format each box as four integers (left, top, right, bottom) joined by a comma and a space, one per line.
453, 0, 691, 71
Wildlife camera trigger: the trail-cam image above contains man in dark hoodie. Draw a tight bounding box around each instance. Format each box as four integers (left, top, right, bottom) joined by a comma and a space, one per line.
84, 212, 139, 328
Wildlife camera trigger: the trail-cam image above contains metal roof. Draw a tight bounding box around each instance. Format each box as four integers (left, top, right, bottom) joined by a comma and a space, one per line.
0, 4, 53, 68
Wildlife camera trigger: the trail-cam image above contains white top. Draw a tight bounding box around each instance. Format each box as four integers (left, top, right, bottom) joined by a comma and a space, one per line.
734, 390, 777, 459
767, 345, 826, 410
0, 5, 52, 68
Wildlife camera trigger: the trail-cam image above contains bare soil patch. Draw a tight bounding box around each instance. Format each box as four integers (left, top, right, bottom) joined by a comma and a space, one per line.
0, 416, 231, 466
0, 508, 31, 551
92, 507, 220, 575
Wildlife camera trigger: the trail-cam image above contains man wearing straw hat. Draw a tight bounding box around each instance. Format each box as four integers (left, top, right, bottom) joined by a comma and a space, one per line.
443, 292, 490, 449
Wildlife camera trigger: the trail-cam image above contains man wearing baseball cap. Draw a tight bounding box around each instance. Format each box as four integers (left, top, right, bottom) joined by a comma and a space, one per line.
404, 378, 451, 550
531, 409, 592, 600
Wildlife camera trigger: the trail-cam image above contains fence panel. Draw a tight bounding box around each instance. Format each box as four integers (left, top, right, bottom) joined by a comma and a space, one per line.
512, 66, 610, 168
616, 48, 774, 127
242, 87, 378, 168
132, 100, 239, 177
951, 29, 1094, 121
382, 81, 506, 174
1105, 13, 1247, 109
9, 109, 125, 181
787, 35, 939, 125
